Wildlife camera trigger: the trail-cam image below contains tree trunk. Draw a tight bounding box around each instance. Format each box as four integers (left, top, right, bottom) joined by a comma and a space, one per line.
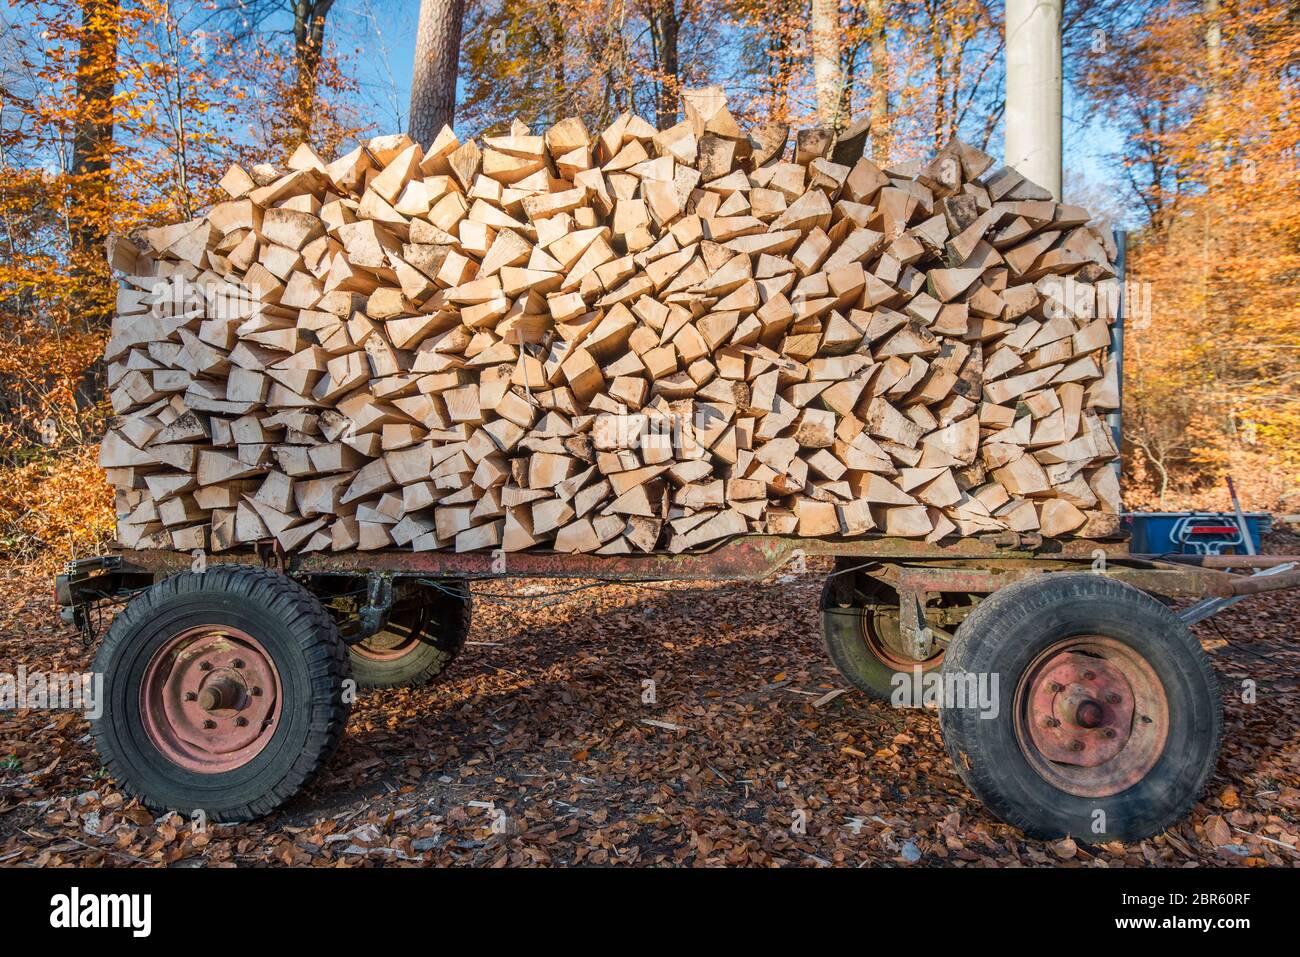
71, 0, 120, 331
647, 1, 681, 130
1003, 0, 1063, 200
811, 0, 843, 131
549, 0, 566, 122
1205, 0, 1224, 182
409, 0, 467, 144
867, 0, 889, 159
289, 1, 335, 148
765, 24, 790, 121
931, 0, 949, 150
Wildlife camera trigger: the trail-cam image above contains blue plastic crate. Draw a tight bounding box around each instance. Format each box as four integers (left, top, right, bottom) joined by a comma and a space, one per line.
1123, 511, 1272, 556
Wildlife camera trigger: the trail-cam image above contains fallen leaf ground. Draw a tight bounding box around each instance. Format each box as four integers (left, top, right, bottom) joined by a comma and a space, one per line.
2, 533, 1299, 867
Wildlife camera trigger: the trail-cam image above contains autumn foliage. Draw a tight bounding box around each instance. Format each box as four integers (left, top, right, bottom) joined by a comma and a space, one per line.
1080, 1, 1300, 509
0, 0, 364, 565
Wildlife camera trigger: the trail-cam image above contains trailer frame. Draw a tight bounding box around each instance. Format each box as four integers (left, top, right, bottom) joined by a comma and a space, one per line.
57, 532, 1300, 650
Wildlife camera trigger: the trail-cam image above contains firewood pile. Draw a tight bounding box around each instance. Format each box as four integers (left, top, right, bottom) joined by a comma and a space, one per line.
101, 87, 1121, 556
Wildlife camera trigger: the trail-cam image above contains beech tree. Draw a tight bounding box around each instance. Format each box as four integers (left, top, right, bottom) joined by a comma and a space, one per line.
409, 0, 467, 143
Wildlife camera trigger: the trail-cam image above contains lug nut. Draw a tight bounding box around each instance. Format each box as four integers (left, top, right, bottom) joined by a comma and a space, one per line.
235, 716, 248, 727
184, 691, 197, 701
198, 660, 212, 672
1070, 740, 1085, 752
250, 686, 262, 697
1106, 692, 1121, 704
1045, 717, 1060, 728
1083, 670, 1096, 681
1102, 728, 1116, 739
1047, 681, 1063, 693
203, 719, 216, 730
233, 658, 245, 669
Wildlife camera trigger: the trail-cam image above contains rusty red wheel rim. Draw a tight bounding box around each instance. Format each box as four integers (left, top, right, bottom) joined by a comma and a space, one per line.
140, 626, 282, 773
1013, 637, 1169, 798
351, 629, 421, 662
351, 603, 428, 662
857, 605, 943, 669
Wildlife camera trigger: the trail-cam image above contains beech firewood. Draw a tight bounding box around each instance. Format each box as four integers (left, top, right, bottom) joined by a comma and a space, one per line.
103, 88, 1120, 555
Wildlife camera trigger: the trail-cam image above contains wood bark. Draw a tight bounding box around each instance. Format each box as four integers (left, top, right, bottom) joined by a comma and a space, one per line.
288, 1, 337, 144
811, 0, 844, 132
71, 0, 120, 331
409, 0, 467, 144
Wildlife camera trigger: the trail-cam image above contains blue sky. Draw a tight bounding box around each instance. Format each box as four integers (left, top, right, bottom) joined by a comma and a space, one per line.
328, 1, 1127, 218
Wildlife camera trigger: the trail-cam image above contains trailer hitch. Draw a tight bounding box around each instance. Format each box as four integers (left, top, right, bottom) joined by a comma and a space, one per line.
54, 555, 137, 645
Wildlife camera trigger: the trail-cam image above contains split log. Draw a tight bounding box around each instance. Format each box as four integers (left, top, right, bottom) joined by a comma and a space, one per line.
103, 87, 1120, 555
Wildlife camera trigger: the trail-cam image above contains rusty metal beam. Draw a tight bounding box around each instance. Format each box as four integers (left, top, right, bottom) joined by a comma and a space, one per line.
106, 535, 1298, 605
1228, 566, 1300, 596
113, 533, 1133, 583
865, 561, 1245, 601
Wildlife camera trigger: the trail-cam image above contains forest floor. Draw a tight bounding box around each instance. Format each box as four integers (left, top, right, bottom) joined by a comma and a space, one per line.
2, 532, 1299, 868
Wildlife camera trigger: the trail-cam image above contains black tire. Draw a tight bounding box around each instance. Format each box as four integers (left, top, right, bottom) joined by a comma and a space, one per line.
90, 566, 351, 822
820, 575, 943, 700
348, 581, 472, 688
939, 573, 1221, 843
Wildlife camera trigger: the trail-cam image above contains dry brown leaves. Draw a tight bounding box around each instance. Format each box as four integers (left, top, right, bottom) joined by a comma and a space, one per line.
2, 534, 1299, 868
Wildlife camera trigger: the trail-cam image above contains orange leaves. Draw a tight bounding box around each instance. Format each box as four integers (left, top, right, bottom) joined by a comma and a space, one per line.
1094, 4, 1300, 508
0, 443, 115, 567
0, 3, 370, 567
0, 313, 106, 446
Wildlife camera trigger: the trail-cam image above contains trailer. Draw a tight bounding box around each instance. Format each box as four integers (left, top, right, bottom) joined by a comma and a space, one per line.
55, 531, 1300, 843
59, 225, 1300, 845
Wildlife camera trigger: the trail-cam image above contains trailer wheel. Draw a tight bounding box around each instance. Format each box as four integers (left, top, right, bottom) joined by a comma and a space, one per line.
820, 575, 944, 700
349, 581, 472, 688
91, 566, 351, 822
939, 573, 1221, 843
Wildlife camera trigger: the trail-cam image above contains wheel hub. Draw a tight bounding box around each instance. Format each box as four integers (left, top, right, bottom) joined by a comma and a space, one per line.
141, 626, 281, 773
1025, 652, 1135, 767
1013, 637, 1170, 798
354, 628, 418, 660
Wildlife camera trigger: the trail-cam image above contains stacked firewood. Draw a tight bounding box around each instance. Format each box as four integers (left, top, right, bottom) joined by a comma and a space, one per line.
101, 87, 1121, 555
